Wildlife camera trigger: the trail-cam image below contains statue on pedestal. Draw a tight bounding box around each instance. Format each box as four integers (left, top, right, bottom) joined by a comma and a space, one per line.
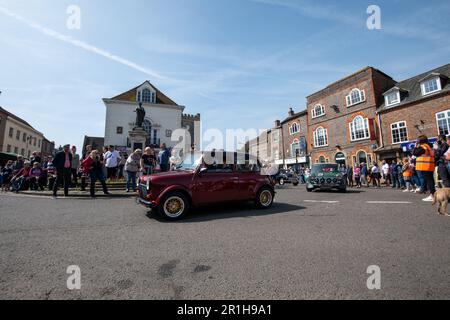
134, 103, 146, 128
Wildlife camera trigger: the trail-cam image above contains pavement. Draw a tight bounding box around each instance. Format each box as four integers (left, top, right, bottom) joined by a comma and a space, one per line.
1, 186, 450, 300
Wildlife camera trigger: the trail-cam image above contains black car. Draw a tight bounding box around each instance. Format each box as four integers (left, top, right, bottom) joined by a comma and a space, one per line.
274, 169, 299, 186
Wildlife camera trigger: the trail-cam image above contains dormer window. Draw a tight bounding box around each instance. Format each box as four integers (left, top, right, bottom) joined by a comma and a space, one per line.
137, 88, 156, 103
312, 104, 325, 118
385, 90, 401, 107
346, 88, 366, 107
421, 77, 441, 96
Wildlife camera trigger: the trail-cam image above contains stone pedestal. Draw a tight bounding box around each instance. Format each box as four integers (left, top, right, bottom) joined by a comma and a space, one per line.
129, 127, 148, 151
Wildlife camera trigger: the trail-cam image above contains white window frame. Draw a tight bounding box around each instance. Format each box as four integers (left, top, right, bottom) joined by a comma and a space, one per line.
391, 121, 408, 144
137, 87, 156, 104
289, 122, 300, 135
436, 110, 450, 136
349, 116, 371, 142
311, 104, 325, 119
346, 88, 366, 107
313, 127, 328, 148
384, 90, 401, 107
291, 139, 300, 156
420, 77, 442, 96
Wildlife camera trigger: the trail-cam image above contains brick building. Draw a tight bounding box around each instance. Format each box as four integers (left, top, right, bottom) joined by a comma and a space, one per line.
41, 137, 55, 157
0, 106, 46, 158
376, 63, 450, 161
277, 108, 309, 169
306, 67, 396, 167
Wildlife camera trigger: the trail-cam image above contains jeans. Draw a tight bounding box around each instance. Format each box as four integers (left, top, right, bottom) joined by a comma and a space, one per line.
416, 170, 427, 192
144, 165, 154, 175
391, 172, 399, 188
12, 177, 26, 191
300, 174, 306, 184
405, 179, 412, 190
412, 173, 420, 188
90, 170, 108, 196
398, 174, 406, 188
126, 171, 137, 191
439, 163, 450, 187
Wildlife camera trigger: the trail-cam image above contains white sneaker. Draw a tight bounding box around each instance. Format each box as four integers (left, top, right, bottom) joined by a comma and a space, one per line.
422, 195, 434, 202
415, 187, 421, 192
403, 189, 409, 193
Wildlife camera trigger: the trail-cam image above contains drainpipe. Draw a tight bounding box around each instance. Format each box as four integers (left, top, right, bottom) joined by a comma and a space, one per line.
281, 126, 286, 169
377, 112, 384, 163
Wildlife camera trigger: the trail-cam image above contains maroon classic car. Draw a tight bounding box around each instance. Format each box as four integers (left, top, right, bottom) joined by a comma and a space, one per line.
138, 152, 276, 220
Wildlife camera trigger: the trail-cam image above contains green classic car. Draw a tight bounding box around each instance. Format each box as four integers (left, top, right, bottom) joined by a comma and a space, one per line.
306, 163, 346, 192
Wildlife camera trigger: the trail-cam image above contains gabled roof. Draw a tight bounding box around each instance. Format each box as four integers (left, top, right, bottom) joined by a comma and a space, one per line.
383, 86, 408, 95
0, 106, 35, 130
109, 81, 178, 106
378, 63, 450, 112
281, 109, 308, 125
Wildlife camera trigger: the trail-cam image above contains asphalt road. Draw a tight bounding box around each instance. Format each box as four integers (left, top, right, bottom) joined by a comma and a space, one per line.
1, 186, 450, 300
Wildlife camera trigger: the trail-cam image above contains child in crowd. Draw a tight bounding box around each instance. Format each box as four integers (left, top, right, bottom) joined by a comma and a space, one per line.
29, 162, 45, 191
402, 157, 414, 192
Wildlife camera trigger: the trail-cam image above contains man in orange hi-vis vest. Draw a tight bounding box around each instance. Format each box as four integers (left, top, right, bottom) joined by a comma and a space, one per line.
412, 135, 436, 202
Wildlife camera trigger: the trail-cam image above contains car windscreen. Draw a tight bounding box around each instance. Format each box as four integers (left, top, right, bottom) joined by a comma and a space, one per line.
174, 152, 203, 171
311, 164, 339, 174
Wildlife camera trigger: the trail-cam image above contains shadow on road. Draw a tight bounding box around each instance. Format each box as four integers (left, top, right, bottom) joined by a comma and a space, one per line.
146, 202, 305, 223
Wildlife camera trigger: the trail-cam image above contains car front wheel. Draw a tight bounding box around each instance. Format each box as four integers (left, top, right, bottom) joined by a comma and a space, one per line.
255, 187, 274, 209
158, 192, 190, 221
279, 178, 285, 186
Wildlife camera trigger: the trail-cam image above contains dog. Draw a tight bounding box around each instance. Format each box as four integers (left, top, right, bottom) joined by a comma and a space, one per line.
432, 188, 450, 216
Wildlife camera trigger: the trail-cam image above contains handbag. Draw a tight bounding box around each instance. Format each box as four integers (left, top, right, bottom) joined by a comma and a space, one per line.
444, 148, 450, 161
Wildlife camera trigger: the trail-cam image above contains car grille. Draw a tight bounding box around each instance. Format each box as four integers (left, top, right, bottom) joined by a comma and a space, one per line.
139, 184, 148, 197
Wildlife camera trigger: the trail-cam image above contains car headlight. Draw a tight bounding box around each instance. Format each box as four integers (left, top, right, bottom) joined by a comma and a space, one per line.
146, 178, 151, 190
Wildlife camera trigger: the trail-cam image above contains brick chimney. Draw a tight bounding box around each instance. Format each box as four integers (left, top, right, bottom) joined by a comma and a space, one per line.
275, 120, 281, 128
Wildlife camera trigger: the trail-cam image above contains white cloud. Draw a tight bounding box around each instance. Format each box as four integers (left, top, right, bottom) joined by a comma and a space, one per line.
0, 5, 170, 82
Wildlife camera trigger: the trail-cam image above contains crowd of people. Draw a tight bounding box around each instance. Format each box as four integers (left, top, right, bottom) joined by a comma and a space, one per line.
338, 134, 448, 202
0, 142, 172, 198
282, 134, 447, 202
2, 134, 447, 202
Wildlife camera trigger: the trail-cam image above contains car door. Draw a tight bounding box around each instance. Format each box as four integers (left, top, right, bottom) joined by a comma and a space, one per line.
193, 162, 239, 205
236, 158, 260, 201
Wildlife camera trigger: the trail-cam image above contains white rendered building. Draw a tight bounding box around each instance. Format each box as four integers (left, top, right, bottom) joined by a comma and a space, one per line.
103, 81, 200, 151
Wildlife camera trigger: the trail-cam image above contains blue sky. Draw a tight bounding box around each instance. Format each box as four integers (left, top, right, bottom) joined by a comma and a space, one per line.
0, 0, 449, 150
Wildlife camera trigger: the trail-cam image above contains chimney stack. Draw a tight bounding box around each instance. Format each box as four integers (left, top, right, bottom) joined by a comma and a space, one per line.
288, 108, 295, 117
275, 120, 281, 128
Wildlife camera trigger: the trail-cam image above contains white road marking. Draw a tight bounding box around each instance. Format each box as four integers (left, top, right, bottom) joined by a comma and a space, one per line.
304, 200, 340, 203
366, 201, 412, 204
